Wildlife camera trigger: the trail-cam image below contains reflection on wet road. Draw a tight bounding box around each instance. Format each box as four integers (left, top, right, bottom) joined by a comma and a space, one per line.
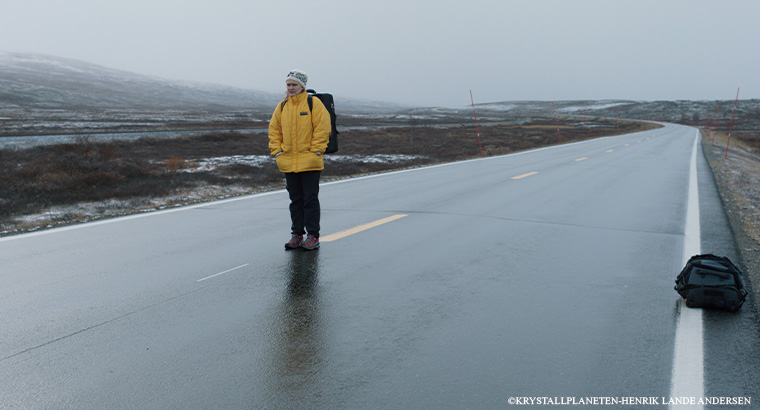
1, 123, 759, 408
267, 251, 324, 405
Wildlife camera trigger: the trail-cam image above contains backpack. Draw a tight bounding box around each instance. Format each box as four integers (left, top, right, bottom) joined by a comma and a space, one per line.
674, 254, 747, 311
280, 89, 339, 153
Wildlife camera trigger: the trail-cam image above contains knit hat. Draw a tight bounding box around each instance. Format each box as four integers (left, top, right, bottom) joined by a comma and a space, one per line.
286, 69, 308, 89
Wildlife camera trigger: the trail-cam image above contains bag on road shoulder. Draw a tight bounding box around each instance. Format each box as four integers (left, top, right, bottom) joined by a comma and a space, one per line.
674, 254, 747, 311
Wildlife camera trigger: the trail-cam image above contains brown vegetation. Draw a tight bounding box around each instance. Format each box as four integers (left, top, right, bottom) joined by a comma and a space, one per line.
0, 117, 656, 234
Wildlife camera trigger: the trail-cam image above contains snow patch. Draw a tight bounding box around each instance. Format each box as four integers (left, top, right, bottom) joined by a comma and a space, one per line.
325, 154, 427, 164
556, 101, 628, 113
180, 155, 271, 172
173, 153, 428, 173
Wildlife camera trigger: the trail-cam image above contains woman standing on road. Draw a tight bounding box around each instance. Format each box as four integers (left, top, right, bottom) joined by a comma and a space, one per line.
269, 69, 331, 250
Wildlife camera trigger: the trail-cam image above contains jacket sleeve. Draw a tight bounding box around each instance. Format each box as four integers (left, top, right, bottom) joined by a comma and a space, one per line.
268, 104, 284, 156
310, 98, 331, 154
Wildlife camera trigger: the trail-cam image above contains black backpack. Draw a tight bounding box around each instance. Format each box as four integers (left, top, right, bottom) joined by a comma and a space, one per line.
674, 254, 747, 311
280, 89, 339, 153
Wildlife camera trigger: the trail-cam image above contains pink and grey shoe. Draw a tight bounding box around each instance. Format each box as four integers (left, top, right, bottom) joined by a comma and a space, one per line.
285, 234, 303, 250
299, 234, 320, 250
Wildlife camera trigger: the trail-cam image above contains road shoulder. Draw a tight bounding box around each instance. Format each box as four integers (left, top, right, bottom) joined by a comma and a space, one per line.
700, 131, 760, 318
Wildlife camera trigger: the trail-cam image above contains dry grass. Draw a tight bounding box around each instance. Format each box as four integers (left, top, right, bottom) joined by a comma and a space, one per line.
0, 117, 656, 235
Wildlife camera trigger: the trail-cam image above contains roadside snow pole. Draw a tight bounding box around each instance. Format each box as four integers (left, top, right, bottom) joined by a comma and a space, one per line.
470, 90, 484, 157
552, 102, 561, 144
725, 87, 740, 160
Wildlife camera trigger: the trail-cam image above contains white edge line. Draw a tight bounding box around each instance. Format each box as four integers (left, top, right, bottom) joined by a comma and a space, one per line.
196, 263, 250, 283
669, 129, 704, 409
1, 127, 662, 242
0, 190, 284, 242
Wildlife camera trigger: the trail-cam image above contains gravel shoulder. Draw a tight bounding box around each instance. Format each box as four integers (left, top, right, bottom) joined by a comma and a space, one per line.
701, 130, 760, 315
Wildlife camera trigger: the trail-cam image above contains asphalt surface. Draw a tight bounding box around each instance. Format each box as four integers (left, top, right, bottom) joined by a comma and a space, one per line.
1, 123, 758, 409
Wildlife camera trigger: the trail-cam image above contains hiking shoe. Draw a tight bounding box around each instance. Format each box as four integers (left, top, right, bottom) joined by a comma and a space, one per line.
285, 234, 303, 250
299, 234, 320, 250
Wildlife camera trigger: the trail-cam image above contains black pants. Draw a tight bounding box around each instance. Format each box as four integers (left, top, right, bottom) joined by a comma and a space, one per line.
285, 171, 321, 237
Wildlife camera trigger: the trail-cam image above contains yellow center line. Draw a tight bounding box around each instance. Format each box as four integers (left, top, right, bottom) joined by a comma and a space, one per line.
321, 214, 408, 242
511, 171, 539, 180
575, 157, 588, 162
606, 149, 614, 153
624, 143, 631, 147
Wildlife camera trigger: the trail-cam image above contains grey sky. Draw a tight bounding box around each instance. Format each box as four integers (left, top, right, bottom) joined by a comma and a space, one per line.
1, 0, 758, 107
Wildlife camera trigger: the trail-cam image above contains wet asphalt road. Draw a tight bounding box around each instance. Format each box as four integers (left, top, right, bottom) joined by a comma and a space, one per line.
1, 123, 758, 409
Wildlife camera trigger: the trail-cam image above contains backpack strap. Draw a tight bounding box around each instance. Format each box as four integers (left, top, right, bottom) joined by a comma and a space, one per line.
306, 89, 316, 113
280, 94, 313, 113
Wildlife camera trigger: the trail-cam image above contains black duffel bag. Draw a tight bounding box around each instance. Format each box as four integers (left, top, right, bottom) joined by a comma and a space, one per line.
675, 254, 748, 311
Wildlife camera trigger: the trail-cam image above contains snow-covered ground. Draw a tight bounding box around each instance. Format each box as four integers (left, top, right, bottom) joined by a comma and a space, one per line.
174, 154, 429, 173
555, 101, 630, 113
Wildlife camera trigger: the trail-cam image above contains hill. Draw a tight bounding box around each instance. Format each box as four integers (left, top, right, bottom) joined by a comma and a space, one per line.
473, 99, 760, 134
0, 51, 283, 110
0, 52, 406, 112
0, 52, 410, 137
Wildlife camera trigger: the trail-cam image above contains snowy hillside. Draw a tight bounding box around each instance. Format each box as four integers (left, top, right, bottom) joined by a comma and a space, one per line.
475, 99, 760, 132
0, 52, 408, 112
0, 52, 282, 110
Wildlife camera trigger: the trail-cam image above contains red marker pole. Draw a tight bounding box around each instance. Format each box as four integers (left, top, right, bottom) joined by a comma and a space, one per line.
470, 90, 484, 157
552, 102, 561, 144
725, 87, 740, 160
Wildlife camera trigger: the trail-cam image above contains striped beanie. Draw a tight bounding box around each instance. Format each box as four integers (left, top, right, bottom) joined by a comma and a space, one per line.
286, 70, 308, 89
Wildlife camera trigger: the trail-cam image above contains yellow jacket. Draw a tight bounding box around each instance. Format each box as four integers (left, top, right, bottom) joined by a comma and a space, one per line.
268, 91, 331, 173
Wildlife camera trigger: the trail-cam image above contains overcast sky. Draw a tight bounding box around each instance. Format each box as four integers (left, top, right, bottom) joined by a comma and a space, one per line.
1, 0, 758, 107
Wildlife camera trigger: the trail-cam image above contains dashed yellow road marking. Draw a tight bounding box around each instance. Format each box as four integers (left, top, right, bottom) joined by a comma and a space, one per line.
606, 149, 614, 153
575, 157, 588, 162
511, 171, 539, 180
321, 214, 408, 242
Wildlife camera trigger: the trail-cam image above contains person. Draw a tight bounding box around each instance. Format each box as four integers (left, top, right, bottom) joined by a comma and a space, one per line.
268, 69, 331, 250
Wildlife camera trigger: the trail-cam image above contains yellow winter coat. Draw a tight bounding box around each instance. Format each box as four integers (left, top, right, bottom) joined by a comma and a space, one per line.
268, 91, 331, 173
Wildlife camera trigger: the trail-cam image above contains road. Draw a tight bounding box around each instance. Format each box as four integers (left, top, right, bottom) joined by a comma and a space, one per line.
1, 123, 758, 409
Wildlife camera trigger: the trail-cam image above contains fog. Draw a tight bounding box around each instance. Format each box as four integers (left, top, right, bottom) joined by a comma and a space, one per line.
1, 0, 758, 107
